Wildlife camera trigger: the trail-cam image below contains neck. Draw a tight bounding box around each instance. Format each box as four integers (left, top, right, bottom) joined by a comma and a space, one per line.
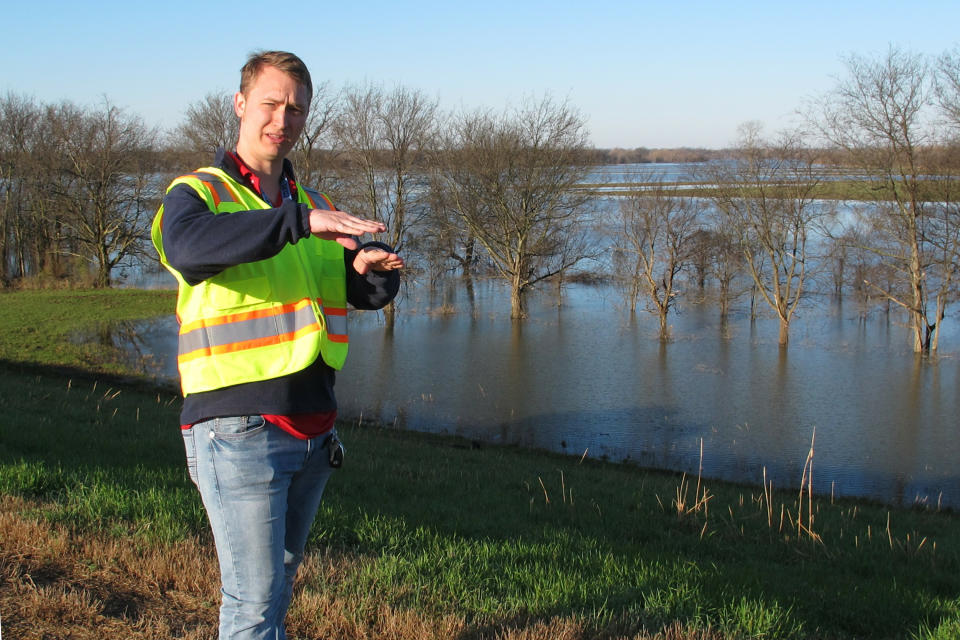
234, 147, 283, 202
234, 146, 284, 185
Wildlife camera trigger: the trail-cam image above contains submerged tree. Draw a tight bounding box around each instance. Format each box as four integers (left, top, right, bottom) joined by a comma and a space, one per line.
615, 176, 703, 339
700, 225, 746, 320
705, 123, 826, 346
434, 96, 594, 319
809, 46, 954, 352
333, 84, 438, 266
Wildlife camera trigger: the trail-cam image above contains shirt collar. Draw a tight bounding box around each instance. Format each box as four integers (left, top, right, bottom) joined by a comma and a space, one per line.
226, 151, 297, 206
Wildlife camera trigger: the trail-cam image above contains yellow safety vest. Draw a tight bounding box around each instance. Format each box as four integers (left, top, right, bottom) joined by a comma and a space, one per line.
151, 167, 348, 396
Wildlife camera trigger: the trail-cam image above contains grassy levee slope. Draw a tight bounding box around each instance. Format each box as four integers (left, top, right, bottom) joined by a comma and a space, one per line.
2, 289, 960, 639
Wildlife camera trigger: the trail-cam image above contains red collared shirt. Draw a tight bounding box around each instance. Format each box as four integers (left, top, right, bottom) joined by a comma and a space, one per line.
227, 151, 299, 206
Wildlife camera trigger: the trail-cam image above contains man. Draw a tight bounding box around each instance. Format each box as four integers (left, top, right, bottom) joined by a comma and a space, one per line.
151, 50, 403, 639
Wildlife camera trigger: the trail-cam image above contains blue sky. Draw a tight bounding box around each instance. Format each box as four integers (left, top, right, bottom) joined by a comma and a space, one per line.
2, 1, 958, 149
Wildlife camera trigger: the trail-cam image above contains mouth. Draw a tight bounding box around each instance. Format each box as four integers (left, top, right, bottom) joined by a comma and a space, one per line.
265, 132, 287, 145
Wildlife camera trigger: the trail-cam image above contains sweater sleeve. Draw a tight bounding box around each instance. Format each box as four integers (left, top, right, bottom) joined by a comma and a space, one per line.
160, 182, 311, 285
344, 241, 402, 311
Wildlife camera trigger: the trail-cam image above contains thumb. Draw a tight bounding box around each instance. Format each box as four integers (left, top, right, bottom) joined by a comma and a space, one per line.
353, 248, 373, 275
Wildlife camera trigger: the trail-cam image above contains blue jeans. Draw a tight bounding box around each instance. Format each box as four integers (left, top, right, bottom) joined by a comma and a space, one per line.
183, 415, 336, 640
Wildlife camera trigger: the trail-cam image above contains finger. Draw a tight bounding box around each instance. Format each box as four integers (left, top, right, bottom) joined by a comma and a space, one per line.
333, 220, 384, 236
310, 210, 386, 236
353, 249, 404, 274
334, 235, 360, 251
331, 209, 386, 230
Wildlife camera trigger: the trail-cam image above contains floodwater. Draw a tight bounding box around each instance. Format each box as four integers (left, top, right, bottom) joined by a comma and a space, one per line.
118, 162, 960, 509
127, 277, 960, 510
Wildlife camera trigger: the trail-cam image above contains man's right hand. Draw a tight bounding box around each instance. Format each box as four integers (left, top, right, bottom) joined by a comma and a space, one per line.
309, 209, 387, 250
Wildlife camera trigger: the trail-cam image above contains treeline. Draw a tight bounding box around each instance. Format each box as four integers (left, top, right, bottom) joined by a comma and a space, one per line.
584, 147, 723, 165
3, 46, 960, 353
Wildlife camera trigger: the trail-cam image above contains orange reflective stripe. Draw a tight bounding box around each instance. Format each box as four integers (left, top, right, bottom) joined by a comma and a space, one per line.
180, 172, 242, 208
204, 181, 221, 207
318, 193, 336, 210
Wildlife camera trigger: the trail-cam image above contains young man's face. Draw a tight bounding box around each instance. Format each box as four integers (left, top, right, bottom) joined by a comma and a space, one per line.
234, 64, 310, 170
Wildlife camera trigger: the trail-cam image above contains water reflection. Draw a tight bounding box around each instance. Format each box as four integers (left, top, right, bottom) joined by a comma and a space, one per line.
70, 319, 177, 384
119, 279, 960, 510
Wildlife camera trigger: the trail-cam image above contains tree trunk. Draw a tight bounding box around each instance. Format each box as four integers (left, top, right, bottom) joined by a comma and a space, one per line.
384, 301, 397, 329
909, 310, 925, 353
95, 266, 111, 288
719, 280, 730, 318
510, 284, 526, 319
96, 244, 111, 288
931, 296, 946, 352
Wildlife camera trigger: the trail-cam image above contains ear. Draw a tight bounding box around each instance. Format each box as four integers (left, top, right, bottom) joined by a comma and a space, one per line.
233, 91, 245, 118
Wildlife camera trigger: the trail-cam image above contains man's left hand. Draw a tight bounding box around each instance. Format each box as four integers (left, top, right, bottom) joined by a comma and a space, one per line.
353, 247, 405, 275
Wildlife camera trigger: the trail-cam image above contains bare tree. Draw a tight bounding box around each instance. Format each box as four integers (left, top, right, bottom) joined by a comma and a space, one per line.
705, 123, 825, 345
0, 93, 39, 285
932, 49, 960, 300
615, 177, 703, 339
291, 80, 340, 190
378, 86, 439, 257
172, 91, 238, 162
687, 228, 711, 293
0, 95, 78, 284
49, 100, 160, 287
700, 225, 746, 319
834, 217, 899, 318
421, 163, 486, 294
333, 83, 437, 255
332, 84, 382, 219
935, 46, 960, 128
809, 47, 953, 352
434, 96, 594, 318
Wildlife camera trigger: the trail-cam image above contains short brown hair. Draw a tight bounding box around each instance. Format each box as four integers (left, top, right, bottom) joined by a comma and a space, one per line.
239, 50, 313, 101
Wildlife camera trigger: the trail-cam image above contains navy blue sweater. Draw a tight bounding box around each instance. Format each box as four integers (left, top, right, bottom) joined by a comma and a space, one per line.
159, 149, 400, 425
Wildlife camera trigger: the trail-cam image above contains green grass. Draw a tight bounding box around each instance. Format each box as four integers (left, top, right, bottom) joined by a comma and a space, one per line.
2, 289, 960, 638
0, 288, 177, 373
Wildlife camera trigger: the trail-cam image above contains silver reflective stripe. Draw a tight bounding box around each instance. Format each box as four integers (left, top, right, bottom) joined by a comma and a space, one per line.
178, 303, 319, 358
186, 172, 236, 205
207, 178, 234, 205
302, 187, 334, 210
321, 308, 347, 337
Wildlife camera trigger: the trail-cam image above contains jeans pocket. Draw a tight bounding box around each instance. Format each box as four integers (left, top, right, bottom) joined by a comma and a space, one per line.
209, 415, 268, 441
182, 426, 199, 488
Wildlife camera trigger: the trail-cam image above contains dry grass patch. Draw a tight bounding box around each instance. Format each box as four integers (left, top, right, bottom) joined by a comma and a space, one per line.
0, 494, 218, 639
0, 493, 735, 639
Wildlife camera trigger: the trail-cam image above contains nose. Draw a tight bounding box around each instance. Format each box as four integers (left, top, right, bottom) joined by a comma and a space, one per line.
273, 106, 289, 129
